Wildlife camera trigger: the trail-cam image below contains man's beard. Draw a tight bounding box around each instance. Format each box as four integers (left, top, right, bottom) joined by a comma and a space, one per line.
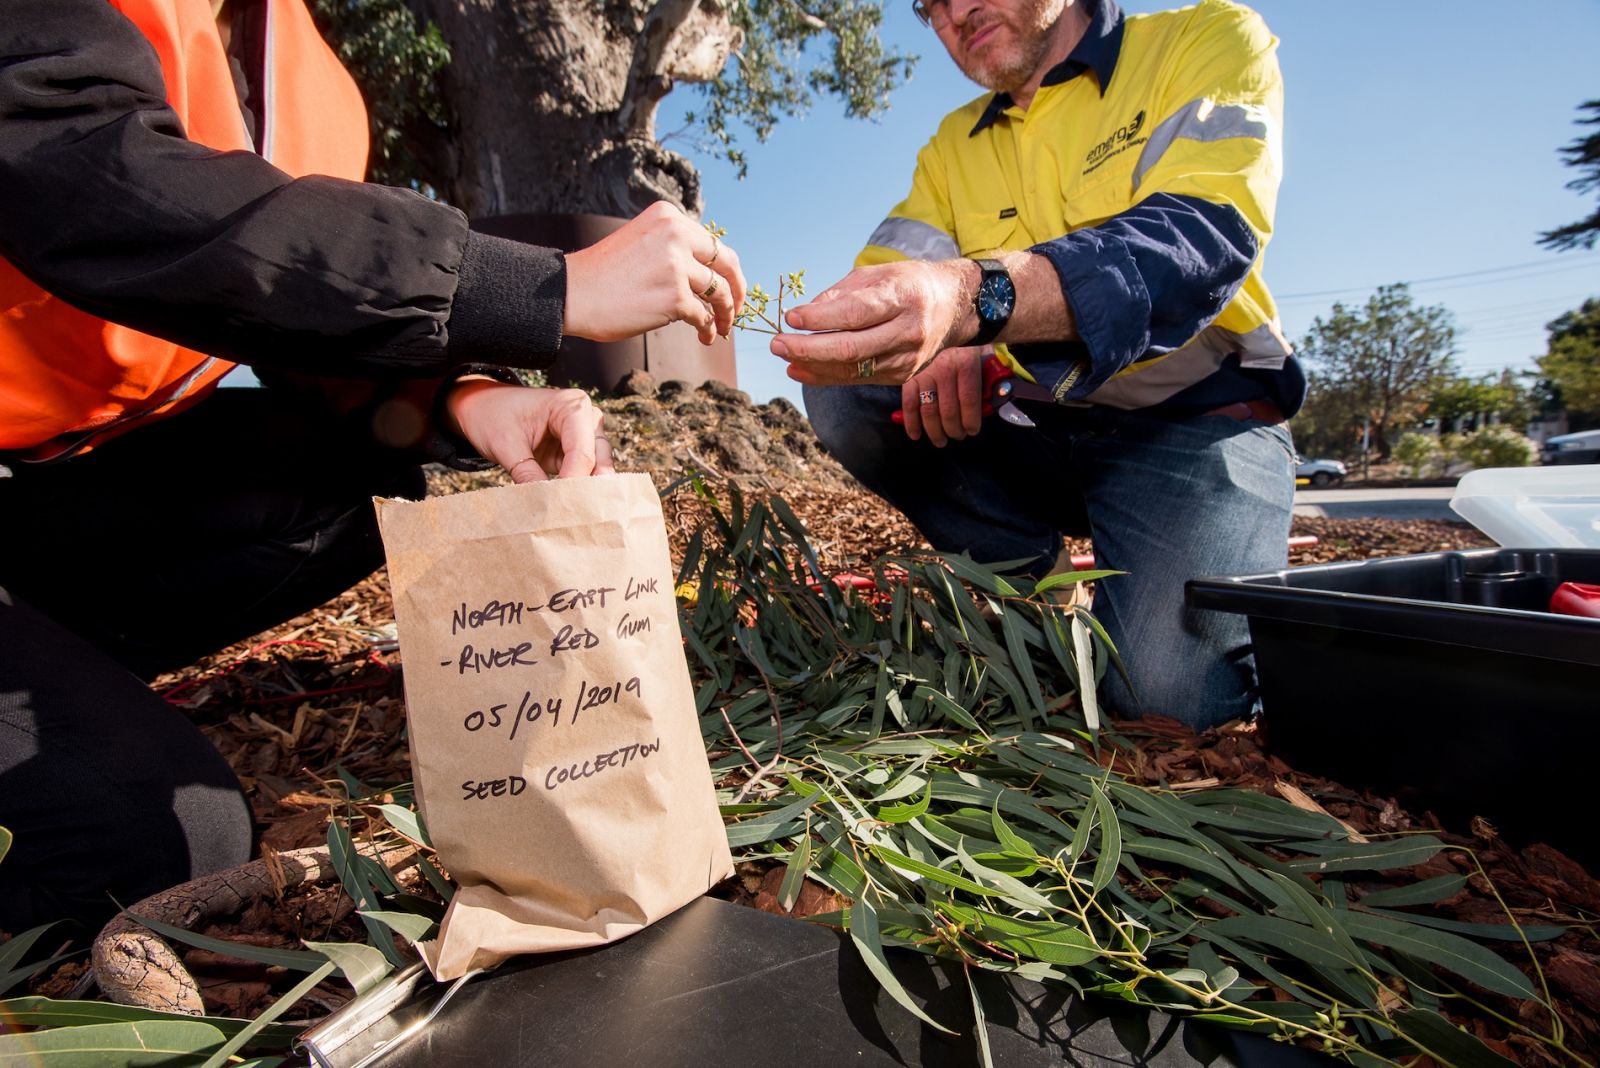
952, 0, 1064, 95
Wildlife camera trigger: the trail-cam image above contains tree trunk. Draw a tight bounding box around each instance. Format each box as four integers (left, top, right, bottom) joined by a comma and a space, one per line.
410, 0, 739, 219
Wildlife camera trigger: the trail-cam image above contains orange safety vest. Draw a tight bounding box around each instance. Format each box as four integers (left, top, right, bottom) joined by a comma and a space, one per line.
0, 0, 369, 459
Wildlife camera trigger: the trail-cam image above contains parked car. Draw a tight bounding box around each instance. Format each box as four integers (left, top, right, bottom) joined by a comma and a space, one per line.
1539, 428, 1600, 465
1295, 456, 1347, 487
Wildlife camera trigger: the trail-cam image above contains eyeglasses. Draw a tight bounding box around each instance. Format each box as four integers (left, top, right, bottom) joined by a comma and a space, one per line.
911, 0, 949, 27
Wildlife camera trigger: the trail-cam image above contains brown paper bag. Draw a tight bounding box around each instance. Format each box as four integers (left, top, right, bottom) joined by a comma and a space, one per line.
375, 473, 733, 980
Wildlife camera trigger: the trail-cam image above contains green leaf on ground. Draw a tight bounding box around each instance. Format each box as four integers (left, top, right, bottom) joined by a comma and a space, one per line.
0, 1020, 226, 1066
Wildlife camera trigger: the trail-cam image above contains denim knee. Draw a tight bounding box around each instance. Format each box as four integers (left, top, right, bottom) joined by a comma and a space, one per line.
803, 383, 903, 478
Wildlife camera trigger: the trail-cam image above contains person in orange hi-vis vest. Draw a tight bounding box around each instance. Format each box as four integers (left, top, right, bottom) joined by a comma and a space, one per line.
0, 0, 746, 933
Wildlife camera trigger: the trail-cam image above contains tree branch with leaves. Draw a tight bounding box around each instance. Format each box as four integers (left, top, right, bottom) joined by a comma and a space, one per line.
1540, 99, 1600, 252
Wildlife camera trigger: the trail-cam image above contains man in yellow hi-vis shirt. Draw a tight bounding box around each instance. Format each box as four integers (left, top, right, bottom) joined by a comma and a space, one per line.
773, 0, 1305, 729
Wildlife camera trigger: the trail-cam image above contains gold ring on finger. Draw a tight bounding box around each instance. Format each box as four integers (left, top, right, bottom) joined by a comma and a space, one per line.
856, 358, 875, 379
700, 276, 719, 300
705, 235, 720, 266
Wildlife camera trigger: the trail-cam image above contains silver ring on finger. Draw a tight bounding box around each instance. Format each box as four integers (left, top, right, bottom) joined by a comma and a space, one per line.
919, 389, 938, 405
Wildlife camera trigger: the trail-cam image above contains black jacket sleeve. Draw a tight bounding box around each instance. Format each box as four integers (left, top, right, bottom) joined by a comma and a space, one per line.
0, 0, 565, 378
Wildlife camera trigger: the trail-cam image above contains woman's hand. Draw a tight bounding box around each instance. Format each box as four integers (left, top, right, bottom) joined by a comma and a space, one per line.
443, 378, 614, 482
564, 202, 747, 347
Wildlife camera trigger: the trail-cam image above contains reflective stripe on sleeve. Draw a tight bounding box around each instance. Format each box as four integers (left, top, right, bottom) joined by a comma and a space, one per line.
1228, 319, 1293, 367
865, 217, 960, 261
1084, 330, 1231, 409
1082, 322, 1290, 409
1133, 100, 1277, 191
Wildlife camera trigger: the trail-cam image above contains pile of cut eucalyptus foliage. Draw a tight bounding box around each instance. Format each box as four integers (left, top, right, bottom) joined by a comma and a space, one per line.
681, 480, 1580, 1068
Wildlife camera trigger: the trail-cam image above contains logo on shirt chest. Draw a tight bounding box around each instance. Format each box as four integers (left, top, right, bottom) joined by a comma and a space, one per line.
1083, 110, 1147, 175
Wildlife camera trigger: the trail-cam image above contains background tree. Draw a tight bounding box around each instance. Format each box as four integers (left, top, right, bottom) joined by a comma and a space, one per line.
1539, 99, 1600, 252
311, 0, 451, 190
1534, 297, 1600, 430
1294, 284, 1458, 464
312, 0, 915, 219
1425, 370, 1529, 433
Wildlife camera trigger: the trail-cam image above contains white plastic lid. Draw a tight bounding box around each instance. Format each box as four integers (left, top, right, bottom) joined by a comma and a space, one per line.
1449, 464, 1600, 548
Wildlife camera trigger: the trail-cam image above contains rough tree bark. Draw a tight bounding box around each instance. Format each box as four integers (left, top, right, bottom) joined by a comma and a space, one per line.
410, 0, 741, 218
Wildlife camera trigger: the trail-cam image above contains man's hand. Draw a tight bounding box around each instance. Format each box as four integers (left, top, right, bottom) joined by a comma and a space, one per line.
443, 378, 614, 482
901, 346, 989, 446
770, 259, 978, 385
771, 250, 1073, 387
565, 202, 747, 347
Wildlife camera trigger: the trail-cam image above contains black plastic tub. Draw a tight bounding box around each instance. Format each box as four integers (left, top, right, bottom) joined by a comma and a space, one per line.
1187, 549, 1600, 866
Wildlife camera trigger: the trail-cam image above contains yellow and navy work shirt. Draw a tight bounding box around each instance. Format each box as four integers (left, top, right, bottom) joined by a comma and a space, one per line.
860, 0, 1305, 416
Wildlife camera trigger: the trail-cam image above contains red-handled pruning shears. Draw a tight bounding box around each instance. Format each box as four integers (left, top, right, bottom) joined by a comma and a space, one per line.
892, 354, 1054, 428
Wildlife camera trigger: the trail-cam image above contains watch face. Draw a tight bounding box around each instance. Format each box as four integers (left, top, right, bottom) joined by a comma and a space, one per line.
977, 272, 1016, 323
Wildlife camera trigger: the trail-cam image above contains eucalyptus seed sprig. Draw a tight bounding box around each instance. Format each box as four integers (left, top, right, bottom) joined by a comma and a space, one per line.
734, 272, 807, 335
703, 219, 807, 336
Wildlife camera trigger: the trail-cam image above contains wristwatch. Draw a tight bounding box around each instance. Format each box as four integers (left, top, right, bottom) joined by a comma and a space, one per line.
969, 258, 1015, 347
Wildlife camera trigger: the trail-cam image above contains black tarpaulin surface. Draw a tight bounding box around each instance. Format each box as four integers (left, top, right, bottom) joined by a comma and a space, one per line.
305, 896, 1331, 1067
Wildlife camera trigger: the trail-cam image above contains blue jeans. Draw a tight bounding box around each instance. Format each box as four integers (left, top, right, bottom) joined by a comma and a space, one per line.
804, 384, 1296, 730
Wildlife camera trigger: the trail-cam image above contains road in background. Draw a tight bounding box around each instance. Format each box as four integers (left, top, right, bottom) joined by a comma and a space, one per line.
1294, 486, 1460, 522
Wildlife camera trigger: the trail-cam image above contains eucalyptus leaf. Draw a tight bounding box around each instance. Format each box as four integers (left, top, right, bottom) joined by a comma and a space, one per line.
376, 804, 431, 848
944, 906, 1100, 966
849, 896, 957, 1035
0, 1020, 226, 1066
123, 912, 326, 972
1392, 1007, 1520, 1067
0, 998, 302, 1049
1033, 569, 1124, 593
1069, 615, 1099, 731
778, 833, 814, 913
938, 554, 1020, 597
1354, 906, 1564, 943
358, 910, 437, 946
1285, 836, 1445, 874
878, 781, 934, 824
965, 965, 996, 1068
1357, 874, 1469, 908
989, 799, 1036, 858
1089, 782, 1121, 895
954, 841, 1057, 913
304, 940, 392, 994
876, 845, 996, 897
724, 789, 823, 847
1339, 911, 1538, 1000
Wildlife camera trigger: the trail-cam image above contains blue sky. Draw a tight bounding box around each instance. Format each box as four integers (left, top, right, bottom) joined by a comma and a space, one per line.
663, 0, 1600, 408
